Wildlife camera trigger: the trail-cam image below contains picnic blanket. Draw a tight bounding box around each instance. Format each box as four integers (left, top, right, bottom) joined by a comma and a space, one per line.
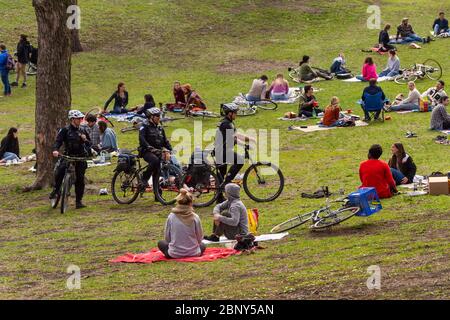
288, 120, 368, 133
110, 247, 239, 264
104, 112, 140, 122
278, 116, 308, 121
0, 154, 36, 167
202, 232, 289, 245
233, 87, 317, 105
342, 76, 392, 83
441, 130, 450, 135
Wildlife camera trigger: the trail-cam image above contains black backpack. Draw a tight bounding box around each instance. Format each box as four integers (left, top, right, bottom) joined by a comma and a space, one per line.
185, 150, 212, 187
234, 233, 257, 251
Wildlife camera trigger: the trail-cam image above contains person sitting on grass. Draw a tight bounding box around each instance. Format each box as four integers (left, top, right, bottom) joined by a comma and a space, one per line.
246, 75, 269, 102
268, 74, 290, 101
183, 83, 206, 110
388, 143, 417, 186
330, 53, 349, 75
356, 57, 378, 82
388, 81, 421, 112
204, 183, 249, 242
298, 85, 322, 118
359, 144, 398, 199
299, 55, 332, 81
430, 96, 450, 130
134, 94, 156, 115
422, 80, 447, 108
433, 12, 449, 36
395, 18, 430, 44
157, 189, 206, 259
360, 78, 386, 121
98, 121, 118, 152
322, 96, 342, 127
0, 128, 20, 163
103, 82, 129, 114
81, 114, 101, 152
379, 24, 396, 52
378, 50, 400, 78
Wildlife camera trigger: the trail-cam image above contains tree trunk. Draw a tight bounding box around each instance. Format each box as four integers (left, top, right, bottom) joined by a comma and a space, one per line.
71, 29, 83, 53
29, 0, 72, 190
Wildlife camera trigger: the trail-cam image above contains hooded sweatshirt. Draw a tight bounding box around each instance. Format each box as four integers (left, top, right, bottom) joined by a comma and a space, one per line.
213, 183, 249, 235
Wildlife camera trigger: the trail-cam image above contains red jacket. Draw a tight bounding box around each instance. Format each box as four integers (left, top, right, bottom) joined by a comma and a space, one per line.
359, 159, 396, 199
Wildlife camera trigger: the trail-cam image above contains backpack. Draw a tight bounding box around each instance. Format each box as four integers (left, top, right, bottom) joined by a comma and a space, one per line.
6, 54, 15, 71
234, 233, 257, 251
184, 150, 212, 187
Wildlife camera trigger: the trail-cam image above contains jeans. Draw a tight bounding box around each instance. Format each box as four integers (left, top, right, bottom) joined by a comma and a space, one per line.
355, 75, 369, 82
246, 95, 261, 102
434, 24, 449, 35
379, 69, 399, 77
1, 70, 11, 95
391, 168, 406, 185
270, 92, 289, 101
390, 103, 419, 111
396, 34, 423, 43
1, 152, 20, 161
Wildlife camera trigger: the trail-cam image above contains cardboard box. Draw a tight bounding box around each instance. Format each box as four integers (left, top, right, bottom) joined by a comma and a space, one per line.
428, 176, 449, 195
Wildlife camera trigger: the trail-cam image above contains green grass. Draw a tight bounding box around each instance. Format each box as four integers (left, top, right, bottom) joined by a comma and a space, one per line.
0, 0, 449, 300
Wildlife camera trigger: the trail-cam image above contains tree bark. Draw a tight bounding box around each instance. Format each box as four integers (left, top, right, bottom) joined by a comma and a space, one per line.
70, 0, 83, 52
29, 0, 73, 190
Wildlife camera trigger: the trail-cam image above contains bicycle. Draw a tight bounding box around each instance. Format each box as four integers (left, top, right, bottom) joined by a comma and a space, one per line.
111, 149, 183, 205
50, 155, 92, 214
230, 94, 278, 117
180, 143, 285, 207
270, 188, 361, 233
394, 59, 442, 84
85, 107, 115, 128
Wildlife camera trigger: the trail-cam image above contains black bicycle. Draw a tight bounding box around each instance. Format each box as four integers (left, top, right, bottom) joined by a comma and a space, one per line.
111, 150, 183, 205
50, 155, 92, 214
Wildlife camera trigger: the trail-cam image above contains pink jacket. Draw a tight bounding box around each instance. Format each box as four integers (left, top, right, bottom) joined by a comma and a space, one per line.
362, 63, 378, 81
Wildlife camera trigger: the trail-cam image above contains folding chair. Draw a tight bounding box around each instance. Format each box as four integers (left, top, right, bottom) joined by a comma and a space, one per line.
359, 92, 385, 122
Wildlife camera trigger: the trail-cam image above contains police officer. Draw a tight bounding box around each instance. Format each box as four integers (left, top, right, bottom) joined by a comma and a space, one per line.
50, 110, 92, 209
139, 107, 172, 190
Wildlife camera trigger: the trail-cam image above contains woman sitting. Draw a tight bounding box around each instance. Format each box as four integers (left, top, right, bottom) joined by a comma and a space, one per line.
388, 81, 421, 111
183, 84, 206, 110
135, 94, 156, 115
246, 75, 269, 102
157, 189, 206, 259
0, 127, 20, 163
299, 55, 332, 81
330, 53, 350, 75
322, 97, 343, 127
165, 81, 186, 111
268, 74, 290, 101
98, 121, 118, 153
359, 144, 397, 199
356, 57, 378, 82
378, 50, 400, 78
103, 82, 129, 114
388, 143, 417, 185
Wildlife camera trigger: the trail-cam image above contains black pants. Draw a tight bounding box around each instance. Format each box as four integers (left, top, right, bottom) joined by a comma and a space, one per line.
157, 240, 206, 259
218, 152, 244, 185
54, 160, 87, 203
142, 152, 161, 188
299, 108, 323, 118
360, 105, 381, 120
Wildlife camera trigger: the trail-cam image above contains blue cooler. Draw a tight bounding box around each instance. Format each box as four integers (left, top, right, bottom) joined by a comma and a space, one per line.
348, 187, 382, 217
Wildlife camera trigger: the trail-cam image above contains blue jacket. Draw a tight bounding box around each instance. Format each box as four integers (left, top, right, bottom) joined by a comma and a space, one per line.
0, 50, 9, 73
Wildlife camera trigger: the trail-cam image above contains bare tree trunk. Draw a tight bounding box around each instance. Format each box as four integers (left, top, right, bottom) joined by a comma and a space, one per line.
70, 0, 83, 52
28, 0, 72, 190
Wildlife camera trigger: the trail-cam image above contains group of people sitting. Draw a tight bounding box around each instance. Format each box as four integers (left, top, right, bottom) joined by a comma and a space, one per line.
245, 74, 291, 102
157, 183, 250, 259
81, 115, 119, 153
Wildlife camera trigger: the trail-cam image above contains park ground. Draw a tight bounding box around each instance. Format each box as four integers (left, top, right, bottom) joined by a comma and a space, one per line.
0, 0, 449, 299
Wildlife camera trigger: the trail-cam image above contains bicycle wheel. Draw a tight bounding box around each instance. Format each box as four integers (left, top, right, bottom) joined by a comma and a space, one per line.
60, 174, 72, 214
154, 165, 183, 206
243, 162, 284, 202
50, 188, 61, 209
423, 59, 442, 80
394, 72, 417, 85
270, 210, 316, 233
26, 64, 37, 76
311, 206, 360, 230
289, 70, 301, 83
181, 171, 219, 208
256, 100, 278, 111
111, 170, 140, 204
236, 106, 257, 117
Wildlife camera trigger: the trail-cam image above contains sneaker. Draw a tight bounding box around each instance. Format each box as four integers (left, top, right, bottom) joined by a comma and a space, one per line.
75, 202, 87, 209
203, 234, 220, 242
10, 82, 18, 87
49, 190, 59, 199
427, 36, 432, 43
21, 83, 27, 88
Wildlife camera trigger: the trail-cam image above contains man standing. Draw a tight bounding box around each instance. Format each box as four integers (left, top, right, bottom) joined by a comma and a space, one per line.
11, 35, 32, 88
50, 110, 92, 209
0, 44, 12, 97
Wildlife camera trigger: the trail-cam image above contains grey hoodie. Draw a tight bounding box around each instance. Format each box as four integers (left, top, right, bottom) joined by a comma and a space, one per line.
213, 183, 249, 235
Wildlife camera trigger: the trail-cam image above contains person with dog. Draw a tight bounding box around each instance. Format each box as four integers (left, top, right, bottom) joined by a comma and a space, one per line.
388, 81, 421, 111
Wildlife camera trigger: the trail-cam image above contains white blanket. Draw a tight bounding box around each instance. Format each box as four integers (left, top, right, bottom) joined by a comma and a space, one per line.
342, 76, 392, 83
202, 232, 289, 245
288, 120, 368, 133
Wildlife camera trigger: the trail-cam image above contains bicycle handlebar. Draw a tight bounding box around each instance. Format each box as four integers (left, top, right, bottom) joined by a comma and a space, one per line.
59, 155, 93, 161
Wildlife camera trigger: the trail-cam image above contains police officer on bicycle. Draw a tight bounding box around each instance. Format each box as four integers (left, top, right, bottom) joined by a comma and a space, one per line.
139, 107, 172, 191
50, 110, 92, 209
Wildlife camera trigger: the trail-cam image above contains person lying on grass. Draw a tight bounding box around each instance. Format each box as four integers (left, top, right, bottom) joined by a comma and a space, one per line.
388, 81, 421, 112
158, 189, 206, 259
0, 127, 20, 163
298, 55, 332, 82
359, 144, 398, 199
388, 143, 417, 186
395, 17, 430, 44
430, 95, 450, 130
422, 80, 447, 108
298, 85, 322, 118
204, 183, 249, 242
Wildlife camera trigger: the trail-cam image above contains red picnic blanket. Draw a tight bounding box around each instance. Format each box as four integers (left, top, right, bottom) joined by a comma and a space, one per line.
110, 248, 239, 264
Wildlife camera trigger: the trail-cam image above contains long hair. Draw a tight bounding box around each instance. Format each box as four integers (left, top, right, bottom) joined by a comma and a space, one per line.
300, 55, 310, 66
145, 94, 155, 105
7, 127, 18, 138
117, 82, 125, 93
388, 143, 407, 170
365, 57, 374, 65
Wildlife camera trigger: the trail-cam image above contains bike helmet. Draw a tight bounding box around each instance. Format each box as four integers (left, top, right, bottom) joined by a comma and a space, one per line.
144, 107, 161, 118
221, 103, 239, 115
68, 110, 85, 120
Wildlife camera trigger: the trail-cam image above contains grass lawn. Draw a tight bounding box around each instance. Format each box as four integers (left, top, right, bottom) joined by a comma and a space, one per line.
0, 0, 449, 299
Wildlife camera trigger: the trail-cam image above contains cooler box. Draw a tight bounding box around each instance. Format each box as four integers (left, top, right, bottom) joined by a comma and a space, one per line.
348, 187, 382, 217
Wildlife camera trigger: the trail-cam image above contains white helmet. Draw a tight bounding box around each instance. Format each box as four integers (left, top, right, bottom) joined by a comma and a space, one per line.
68, 110, 85, 120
